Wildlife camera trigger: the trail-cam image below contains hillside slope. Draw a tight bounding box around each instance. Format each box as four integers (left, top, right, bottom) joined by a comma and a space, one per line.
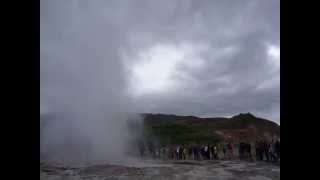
141, 113, 280, 145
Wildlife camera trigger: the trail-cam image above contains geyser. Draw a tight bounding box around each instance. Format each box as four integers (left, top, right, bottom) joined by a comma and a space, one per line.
40, 0, 141, 165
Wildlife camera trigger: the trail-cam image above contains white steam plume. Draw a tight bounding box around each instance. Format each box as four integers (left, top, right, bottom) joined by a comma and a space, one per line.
40, 0, 140, 165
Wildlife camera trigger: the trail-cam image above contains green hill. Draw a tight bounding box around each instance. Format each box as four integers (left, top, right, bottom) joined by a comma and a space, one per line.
140, 113, 280, 146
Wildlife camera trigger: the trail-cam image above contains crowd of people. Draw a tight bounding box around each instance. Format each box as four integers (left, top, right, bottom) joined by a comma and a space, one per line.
138, 139, 280, 163
255, 139, 280, 162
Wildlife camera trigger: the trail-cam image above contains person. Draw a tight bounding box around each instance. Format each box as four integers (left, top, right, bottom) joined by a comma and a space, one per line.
138, 140, 145, 158
179, 146, 183, 160
257, 140, 264, 161
255, 140, 260, 160
192, 145, 196, 160
154, 147, 159, 159
188, 145, 193, 160
210, 145, 214, 160
231, 142, 235, 159
222, 144, 227, 160
162, 147, 167, 159
264, 141, 270, 162
275, 139, 280, 161
183, 146, 188, 160
200, 145, 204, 160
269, 140, 275, 162
247, 143, 252, 160
239, 142, 244, 159
250, 141, 255, 161
259, 140, 264, 161
176, 145, 180, 160
204, 145, 209, 160
195, 144, 201, 160
147, 141, 156, 158
169, 145, 175, 160
213, 145, 218, 160
227, 142, 233, 160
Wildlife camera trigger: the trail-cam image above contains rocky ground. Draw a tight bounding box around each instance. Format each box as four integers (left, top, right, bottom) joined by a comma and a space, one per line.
40, 160, 280, 180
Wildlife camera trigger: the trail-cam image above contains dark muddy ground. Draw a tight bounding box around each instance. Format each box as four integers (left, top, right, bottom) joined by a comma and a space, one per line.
40, 160, 280, 180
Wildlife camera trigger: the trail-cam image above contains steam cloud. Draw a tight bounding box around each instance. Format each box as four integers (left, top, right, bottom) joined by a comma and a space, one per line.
40, 0, 139, 165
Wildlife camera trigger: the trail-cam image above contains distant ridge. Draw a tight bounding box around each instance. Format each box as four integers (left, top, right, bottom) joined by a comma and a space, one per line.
140, 112, 280, 144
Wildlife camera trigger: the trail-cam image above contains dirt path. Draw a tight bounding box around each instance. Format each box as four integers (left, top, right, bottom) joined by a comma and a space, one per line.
40, 160, 279, 180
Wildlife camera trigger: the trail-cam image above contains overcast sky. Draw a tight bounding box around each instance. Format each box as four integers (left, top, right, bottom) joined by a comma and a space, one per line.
41, 0, 280, 124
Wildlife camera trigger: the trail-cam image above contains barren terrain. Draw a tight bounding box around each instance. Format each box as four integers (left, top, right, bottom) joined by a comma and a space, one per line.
40, 160, 280, 180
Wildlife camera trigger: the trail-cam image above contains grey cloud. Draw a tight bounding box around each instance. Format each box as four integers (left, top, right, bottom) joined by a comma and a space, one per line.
121, 0, 279, 123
